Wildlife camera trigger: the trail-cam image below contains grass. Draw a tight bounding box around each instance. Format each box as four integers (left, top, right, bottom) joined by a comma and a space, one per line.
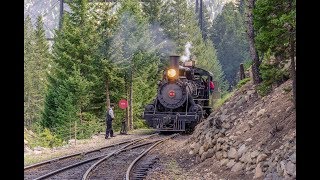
128, 128, 156, 135
213, 91, 234, 110
236, 78, 251, 89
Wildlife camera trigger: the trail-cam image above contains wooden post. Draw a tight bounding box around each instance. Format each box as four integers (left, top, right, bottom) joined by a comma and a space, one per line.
69, 119, 71, 141
239, 63, 246, 80
74, 121, 77, 145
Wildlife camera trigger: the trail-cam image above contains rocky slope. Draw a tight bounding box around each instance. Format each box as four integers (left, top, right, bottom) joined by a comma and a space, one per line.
186, 79, 296, 179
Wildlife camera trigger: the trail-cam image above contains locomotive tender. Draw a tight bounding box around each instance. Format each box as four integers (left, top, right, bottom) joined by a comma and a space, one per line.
143, 55, 214, 132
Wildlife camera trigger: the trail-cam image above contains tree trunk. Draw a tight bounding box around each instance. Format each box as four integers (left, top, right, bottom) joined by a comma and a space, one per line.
246, 0, 261, 84
126, 80, 130, 131
199, 0, 203, 38
105, 79, 110, 109
239, 63, 245, 80
290, 39, 296, 108
288, 0, 296, 108
128, 70, 133, 130
195, 0, 199, 15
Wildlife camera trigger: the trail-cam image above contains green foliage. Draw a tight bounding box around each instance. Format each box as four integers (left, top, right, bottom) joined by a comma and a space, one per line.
25, 128, 64, 148
254, 0, 296, 62
243, 60, 253, 71
42, 0, 103, 140
24, 15, 52, 128
158, 0, 229, 93
213, 91, 234, 110
257, 62, 290, 96
236, 78, 250, 89
211, 2, 250, 86
38, 128, 64, 148
133, 119, 148, 129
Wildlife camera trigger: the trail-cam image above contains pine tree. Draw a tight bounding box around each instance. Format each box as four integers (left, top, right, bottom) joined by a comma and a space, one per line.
254, 0, 296, 105
211, 3, 250, 86
24, 15, 52, 129
142, 0, 163, 24
42, 0, 103, 139
109, 0, 160, 130
246, 0, 262, 84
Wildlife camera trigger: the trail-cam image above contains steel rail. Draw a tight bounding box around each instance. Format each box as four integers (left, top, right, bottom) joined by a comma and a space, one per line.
81, 135, 164, 180
24, 134, 156, 170
125, 133, 179, 180
32, 134, 158, 180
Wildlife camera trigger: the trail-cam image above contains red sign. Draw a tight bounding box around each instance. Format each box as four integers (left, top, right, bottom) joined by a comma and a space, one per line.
118, 99, 128, 109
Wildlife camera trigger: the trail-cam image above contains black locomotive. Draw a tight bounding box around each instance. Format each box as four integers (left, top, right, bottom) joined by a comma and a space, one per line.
143, 55, 214, 132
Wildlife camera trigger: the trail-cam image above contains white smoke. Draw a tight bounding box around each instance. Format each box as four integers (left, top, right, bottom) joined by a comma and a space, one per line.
180, 42, 192, 62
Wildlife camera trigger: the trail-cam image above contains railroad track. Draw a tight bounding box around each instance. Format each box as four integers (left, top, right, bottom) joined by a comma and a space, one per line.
24, 133, 178, 180
24, 134, 157, 180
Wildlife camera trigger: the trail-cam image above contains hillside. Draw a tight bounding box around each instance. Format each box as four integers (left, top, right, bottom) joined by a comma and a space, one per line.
145, 79, 295, 180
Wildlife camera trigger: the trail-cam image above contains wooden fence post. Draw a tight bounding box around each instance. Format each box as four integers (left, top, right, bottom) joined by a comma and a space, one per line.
74, 121, 77, 146
240, 63, 246, 80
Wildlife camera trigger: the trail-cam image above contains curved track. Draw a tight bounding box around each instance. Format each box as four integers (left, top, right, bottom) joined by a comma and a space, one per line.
24, 134, 157, 180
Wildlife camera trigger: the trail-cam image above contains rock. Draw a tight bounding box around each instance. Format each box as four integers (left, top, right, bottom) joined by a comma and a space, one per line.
236, 96, 246, 106
34, 146, 45, 151
24, 139, 28, 144
286, 106, 293, 113
196, 155, 201, 163
222, 109, 228, 115
240, 152, 252, 164
231, 162, 244, 172
248, 109, 255, 116
217, 137, 225, 143
203, 142, 209, 152
34, 150, 42, 155
245, 138, 252, 142
193, 143, 201, 154
244, 95, 250, 102
189, 150, 194, 155
223, 151, 228, 158
220, 159, 229, 166
222, 123, 230, 129
231, 115, 237, 121
24, 146, 32, 153
206, 148, 215, 159
257, 109, 266, 117
280, 160, 286, 175
289, 152, 296, 163
221, 115, 228, 122
251, 150, 260, 158
229, 135, 237, 141
226, 159, 236, 169
238, 144, 247, 157
286, 161, 296, 176
248, 120, 254, 128
235, 131, 242, 135
216, 151, 223, 160
201, 151, 208, 161
253, 163, 264, 179
247, 90, 255, 96
265, 172, 280, 180
256, 153, 268, 163
68, 139, 76, 144
228, 148, 238, 159
91, 135, 99, 139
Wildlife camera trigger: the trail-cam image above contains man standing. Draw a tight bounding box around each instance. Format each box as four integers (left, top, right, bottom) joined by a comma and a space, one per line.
105, 104, 115, 139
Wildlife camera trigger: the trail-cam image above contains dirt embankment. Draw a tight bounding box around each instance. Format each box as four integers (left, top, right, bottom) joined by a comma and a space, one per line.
147, 80, 296, 180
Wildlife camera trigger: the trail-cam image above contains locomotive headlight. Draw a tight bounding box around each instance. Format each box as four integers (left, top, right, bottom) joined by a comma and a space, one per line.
167, 69, 177, 78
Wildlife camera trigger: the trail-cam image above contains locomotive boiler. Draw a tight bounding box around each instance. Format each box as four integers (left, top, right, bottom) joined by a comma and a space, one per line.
143, 55, 214, 132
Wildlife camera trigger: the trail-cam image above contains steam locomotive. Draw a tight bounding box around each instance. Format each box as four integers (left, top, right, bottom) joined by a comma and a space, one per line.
143, 55, 214, 132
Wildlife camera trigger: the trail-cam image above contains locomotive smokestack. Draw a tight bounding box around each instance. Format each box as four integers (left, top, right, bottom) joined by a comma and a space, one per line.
169, 55, 180, 69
